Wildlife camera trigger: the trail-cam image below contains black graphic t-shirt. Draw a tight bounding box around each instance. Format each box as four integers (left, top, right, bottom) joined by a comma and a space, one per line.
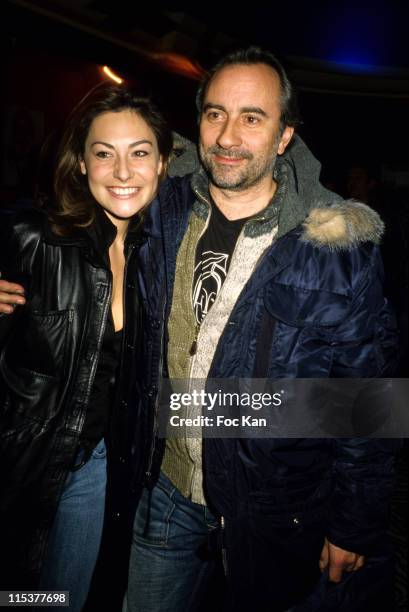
193, 199, 251, 324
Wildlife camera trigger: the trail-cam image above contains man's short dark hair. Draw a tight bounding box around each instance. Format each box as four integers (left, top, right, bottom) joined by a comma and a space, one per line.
196, 47, 300, 132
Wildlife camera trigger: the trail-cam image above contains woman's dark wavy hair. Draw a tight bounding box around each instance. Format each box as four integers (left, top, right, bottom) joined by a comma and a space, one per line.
51, 83, 172, 234
196, 46, 300, 132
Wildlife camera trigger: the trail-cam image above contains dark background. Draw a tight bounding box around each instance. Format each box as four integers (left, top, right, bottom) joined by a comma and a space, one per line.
2, 1, 409, 203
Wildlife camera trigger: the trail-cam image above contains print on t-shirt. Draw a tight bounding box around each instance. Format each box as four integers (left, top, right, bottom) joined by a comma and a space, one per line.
192, 198, 252, 325
193, 250, 229, 323
192, 199, 250, 325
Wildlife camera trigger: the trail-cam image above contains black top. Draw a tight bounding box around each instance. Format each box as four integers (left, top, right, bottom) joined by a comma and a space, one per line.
80, 313, 122, 447
193, 198, 250, 324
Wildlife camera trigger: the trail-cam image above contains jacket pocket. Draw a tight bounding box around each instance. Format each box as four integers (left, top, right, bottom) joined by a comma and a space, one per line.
0, 415, 58, 515
2, 309, 73, 378
264, 282, 352, 327
0, 308, 73, 429
248, 466, 331, 516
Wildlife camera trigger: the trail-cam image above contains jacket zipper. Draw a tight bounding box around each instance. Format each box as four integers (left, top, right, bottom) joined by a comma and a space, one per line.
145, 295, 167, 481
84, 276, 112, 402
220, 515, 228, 576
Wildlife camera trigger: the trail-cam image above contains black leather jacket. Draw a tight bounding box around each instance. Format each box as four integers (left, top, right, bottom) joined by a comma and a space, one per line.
0, 207, 141, 587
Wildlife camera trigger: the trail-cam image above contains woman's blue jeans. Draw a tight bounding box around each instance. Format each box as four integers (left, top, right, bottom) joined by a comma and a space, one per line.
39, 438, 107, 612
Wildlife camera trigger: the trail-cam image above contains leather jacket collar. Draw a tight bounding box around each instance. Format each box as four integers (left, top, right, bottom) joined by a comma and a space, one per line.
43, 204, 142, 268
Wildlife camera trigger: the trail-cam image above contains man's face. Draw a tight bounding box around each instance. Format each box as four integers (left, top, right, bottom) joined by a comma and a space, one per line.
199, 63, 294, 191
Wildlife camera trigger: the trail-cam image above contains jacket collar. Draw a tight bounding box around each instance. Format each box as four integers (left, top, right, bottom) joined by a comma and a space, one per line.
43, 204, 141, 267
190, 165, 283, 238
188, 134, 341, 240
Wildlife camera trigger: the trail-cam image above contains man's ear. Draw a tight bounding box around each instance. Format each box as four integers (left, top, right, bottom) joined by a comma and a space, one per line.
277, 126, 294, 155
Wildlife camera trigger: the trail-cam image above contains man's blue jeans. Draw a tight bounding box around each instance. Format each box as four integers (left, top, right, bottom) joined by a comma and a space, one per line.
39, 438, 107, 612
123, 471, 219, 612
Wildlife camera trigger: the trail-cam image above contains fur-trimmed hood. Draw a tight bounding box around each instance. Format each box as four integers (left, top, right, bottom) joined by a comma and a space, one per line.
169, 132, 384, 251
301, 200, 384, 251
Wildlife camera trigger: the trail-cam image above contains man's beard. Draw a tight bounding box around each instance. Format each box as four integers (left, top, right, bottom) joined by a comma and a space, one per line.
199, 142, 279, 191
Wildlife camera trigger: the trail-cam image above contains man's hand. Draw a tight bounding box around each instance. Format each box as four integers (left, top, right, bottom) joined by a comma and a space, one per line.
319, 537, 365, 583
0, 280, 26, 313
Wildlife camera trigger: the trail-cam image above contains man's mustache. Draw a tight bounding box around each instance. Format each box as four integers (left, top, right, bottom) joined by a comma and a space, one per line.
206, 146, 253, 160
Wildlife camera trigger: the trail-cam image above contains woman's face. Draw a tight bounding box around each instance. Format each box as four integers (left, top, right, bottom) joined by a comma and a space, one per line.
80, 109, 163, 223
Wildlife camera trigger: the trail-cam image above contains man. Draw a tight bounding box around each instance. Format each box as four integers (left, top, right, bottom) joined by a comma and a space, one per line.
1, 48, 399, 611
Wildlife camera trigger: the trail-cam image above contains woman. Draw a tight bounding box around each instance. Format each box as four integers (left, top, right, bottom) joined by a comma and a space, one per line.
0, 83, 172, 610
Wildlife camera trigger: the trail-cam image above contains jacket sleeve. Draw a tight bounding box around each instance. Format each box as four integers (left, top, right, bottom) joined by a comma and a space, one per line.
0, 212, 42, 345
329, 244, 398, 378
326, 244, 401, 556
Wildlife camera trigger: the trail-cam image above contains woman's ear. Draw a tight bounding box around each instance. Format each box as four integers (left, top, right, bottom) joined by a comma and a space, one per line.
79, 159, 87, 175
